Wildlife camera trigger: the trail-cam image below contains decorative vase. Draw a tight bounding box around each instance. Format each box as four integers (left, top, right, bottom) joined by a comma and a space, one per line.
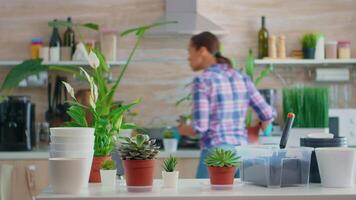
89, 156, 111, 183
100, 169, 117, 187
162, 171, 179, 188
208, 166, 236, 185
303, 48, 315, 59
247, 125, 260, 144
123, 159, 155, 191
163, 139, 178, 153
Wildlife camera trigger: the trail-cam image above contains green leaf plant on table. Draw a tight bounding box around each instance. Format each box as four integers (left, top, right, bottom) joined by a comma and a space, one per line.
205, 148, 240, 186
162, 155, 179, 188
0, 19, 177, 183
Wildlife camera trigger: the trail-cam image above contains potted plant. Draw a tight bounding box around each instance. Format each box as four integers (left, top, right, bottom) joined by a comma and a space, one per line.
118, 134, 160, 192
0, 20, 176, 183
162, 127, 178, 153
100, 160, 117, 187
205, 148, 240, 186
161, 155, 179, 189
245, 49, 272, 143
302, 33, 318, 59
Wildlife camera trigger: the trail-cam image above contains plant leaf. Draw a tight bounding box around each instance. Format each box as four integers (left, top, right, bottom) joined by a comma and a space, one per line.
1, 59, 46, 91
245, 49, 254, 81
81, 23, 99, 30
66, 104, 88, 127
254, 66, 272, 86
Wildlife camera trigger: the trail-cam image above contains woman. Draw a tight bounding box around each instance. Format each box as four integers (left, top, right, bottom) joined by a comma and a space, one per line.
178, 32, 274, 178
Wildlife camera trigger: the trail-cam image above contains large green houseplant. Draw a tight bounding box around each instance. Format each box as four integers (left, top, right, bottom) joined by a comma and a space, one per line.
0, 20, 176, 182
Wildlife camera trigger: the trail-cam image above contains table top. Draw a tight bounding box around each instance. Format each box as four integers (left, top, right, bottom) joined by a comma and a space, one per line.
37, 179, 356, 200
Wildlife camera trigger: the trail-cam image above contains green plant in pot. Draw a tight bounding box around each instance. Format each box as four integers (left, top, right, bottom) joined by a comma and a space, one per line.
205, 148, 240, 186
162, 155, 179, 188
301, 33, 318, 59
245, 49, 272, 143
162, 127, 178, 153
118, 134, 160, 192
0, 20, 176, 183
100, 160, 117, 187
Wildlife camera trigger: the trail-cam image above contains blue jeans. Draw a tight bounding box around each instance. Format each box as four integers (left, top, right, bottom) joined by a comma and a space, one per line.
196, 144, 240, 179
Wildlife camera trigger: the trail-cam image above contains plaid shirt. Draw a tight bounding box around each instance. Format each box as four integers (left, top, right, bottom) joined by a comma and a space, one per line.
192, 64, 274, 148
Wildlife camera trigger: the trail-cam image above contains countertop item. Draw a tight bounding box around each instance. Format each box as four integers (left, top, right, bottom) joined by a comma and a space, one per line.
36, 179, 356, 200
237, 145, 313, 187
300, 137, 347, 183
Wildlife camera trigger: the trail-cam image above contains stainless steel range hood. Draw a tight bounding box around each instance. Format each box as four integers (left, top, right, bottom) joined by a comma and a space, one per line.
152, 0, 227, 35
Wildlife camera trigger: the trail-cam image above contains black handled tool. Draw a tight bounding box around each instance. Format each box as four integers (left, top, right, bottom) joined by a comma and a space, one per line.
279, 112, 295, 149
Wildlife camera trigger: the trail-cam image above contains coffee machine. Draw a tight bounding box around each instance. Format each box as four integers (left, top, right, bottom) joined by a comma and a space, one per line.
0, 96, 35, 151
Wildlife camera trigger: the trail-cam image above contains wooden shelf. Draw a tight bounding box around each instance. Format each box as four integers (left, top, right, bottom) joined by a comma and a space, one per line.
0, 60, 126, 66
255, 59, 356, 66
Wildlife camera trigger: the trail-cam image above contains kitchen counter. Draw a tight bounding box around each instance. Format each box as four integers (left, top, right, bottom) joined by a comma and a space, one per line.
0, 146, 200, 160
37, 179, 356, 200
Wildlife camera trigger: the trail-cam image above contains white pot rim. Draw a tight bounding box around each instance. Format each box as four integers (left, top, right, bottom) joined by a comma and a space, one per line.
100, 169, 117, 171
49, 158, 87, 161
316, 147, 356, 152
50, 127, 95, 130
163, 138, 177, 141
162, 171, 179, 174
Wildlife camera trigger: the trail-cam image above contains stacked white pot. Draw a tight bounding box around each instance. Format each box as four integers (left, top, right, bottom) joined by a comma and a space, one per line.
49, 127, 95, 194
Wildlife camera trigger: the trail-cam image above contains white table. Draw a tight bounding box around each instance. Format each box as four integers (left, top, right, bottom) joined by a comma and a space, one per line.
36, 179, 356, 200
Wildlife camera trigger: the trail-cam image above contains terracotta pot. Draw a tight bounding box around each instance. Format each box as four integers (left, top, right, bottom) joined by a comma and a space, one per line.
89, 156, 111, 183
123, 160, 155, 186
208, 166, 236, 185
247, 125, 260, 144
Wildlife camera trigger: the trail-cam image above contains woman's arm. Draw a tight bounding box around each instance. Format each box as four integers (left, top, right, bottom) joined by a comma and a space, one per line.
245, 77, 275, 123
191, 76, 211, 135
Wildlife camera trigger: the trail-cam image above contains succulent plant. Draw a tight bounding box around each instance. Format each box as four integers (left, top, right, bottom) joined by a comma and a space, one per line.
162, 155, 177, 172
101, 160, 117, 170
118, 134, 160, 160
163, 128, 175, 139
205, 148, 240, 167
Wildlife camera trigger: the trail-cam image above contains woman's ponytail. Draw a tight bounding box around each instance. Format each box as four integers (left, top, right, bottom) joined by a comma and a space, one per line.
214, 51, 232, 68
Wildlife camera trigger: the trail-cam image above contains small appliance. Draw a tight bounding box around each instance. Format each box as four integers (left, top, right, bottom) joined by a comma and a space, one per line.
0, 96, 35, 151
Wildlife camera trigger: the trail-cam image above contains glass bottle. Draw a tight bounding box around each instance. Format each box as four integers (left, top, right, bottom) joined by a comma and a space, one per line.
258, 16, 269, 59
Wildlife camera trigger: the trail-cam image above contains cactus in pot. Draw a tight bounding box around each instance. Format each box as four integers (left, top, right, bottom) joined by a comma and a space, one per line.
162, 155, 179, 188
162, 127, 178, 153
205, 148, 240, 186
118, 134, 159, 191
100, 160, 117, 187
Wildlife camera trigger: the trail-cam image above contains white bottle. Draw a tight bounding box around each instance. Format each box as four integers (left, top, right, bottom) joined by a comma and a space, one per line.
315, 35, 325, 60
49, 47, 60, 62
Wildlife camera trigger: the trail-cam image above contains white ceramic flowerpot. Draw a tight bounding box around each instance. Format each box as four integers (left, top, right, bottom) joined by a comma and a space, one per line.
316, 147, 356, 188
50, 127, 95, 137
162, 171, 179, 188
163, 139, 178, 153
49, 158, 88, 194
100, 170, 117, 187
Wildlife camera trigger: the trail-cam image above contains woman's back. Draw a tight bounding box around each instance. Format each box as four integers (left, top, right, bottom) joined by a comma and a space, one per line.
192, 64, 273, 148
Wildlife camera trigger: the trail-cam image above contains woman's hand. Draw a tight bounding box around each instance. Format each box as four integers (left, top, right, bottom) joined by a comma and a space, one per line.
178, 124, 196, 137
260, 121, 270, 131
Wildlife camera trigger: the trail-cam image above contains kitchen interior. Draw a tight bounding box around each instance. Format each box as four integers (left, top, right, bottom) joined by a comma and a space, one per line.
0, 0, 356, 199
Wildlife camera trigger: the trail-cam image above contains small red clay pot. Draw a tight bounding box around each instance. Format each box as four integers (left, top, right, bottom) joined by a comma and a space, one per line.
247, 125, 261, 144
89, 156, 111, 183
208, 166, 236, 185
123, 159, 155, 186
